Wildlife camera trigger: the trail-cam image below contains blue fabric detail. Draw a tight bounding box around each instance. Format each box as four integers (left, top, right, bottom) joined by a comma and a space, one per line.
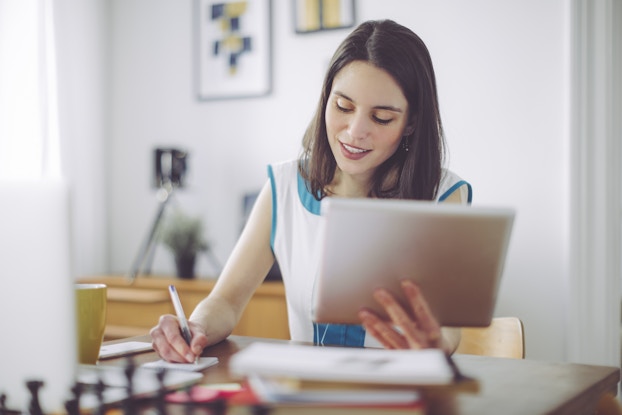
268, 165, 277, 250
313, 323, 366, 347
439, 180, 473, 204
297, 171, 321, 215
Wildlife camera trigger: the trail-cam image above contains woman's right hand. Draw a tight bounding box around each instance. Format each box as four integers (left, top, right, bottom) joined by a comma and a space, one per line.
150, 314, 209, 363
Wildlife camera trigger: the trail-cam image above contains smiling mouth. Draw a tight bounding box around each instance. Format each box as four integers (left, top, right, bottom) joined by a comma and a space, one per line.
342, 142, 370, 154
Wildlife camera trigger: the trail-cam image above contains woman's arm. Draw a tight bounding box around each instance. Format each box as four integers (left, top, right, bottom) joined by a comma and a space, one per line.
150, 180, 275, 362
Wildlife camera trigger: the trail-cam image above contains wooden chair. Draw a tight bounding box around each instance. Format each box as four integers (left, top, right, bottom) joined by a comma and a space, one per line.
455, 316, 525, 359
596, 393, 622, 415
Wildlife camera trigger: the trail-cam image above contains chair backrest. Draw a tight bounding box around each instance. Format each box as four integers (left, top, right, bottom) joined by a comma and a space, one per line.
596, 392, 622, 415
455, 317, 525, 359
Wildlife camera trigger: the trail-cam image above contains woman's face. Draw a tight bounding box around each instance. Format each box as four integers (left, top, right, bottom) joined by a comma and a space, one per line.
325, 60, 411, 182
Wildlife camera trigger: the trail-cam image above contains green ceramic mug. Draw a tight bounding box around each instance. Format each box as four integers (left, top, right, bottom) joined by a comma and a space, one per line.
75, 284, 107, 364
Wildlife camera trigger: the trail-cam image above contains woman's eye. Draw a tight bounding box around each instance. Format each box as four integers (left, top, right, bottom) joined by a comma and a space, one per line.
373, 115, 392, 125
335, 99, 353, 112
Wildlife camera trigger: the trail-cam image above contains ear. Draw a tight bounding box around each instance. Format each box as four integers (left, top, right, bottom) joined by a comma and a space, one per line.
403, 123, 415, 136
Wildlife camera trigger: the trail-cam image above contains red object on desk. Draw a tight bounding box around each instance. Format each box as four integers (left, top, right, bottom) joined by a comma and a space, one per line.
165, 383, 246, 403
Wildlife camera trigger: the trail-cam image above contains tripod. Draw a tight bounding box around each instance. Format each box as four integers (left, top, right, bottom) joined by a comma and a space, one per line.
127, 185, 221, 283
127, 148, 220, 283
127, 185, 172, 283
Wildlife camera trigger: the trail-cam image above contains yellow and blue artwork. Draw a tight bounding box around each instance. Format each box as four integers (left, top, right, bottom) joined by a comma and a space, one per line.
196, 0, 271, 100
210, 2, 252, 75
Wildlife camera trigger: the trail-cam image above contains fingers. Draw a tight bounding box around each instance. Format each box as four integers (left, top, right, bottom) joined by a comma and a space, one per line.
361, 280, 443, 350
401, 280, 442, 347
371, 287, 428, 349
358, 309, 409, 349
188, 321, 209, 355
150, 314, 204, 363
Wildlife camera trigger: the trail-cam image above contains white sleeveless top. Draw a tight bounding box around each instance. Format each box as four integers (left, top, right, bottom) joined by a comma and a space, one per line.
268, 159, 472, 347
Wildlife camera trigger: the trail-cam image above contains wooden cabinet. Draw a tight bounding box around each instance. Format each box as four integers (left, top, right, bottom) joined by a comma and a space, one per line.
77, 275, 290, 341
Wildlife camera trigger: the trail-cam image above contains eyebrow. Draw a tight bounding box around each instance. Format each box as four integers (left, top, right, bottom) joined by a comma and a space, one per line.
333, 91, 404, 113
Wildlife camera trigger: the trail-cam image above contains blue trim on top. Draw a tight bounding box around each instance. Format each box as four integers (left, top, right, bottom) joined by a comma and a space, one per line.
297, 171, 322, 215
438, 180, 473, 204
267, 165, 277, 250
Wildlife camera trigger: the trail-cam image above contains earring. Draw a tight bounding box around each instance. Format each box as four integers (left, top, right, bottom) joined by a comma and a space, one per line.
402, 139, 410, 152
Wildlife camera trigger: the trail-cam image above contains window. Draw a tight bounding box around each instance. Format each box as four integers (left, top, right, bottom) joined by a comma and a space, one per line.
0, 0, 60, 180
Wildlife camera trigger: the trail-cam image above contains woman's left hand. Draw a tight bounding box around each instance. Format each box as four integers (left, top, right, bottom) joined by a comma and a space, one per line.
358, 279, 457, 353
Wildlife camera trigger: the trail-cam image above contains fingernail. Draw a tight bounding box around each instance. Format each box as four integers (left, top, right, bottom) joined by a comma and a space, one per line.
186, 353, 195, 362
373, 288, 388, 300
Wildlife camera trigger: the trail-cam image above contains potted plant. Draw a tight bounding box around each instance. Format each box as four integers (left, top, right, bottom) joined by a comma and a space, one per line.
159, 208, 208, 279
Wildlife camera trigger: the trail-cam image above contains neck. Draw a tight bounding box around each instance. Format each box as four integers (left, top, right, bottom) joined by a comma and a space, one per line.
328, 169, 371, 198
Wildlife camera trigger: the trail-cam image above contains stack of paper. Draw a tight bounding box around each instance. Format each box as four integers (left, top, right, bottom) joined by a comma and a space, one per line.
227, 388, 425, 415
245, 374, 422, 405
228, 342, 456, 412
229, 342, 455, 386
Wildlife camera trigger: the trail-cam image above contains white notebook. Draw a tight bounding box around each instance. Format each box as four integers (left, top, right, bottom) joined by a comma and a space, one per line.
230, 342, 455, 386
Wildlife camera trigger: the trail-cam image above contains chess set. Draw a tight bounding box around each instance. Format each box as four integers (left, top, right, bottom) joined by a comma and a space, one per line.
0, 357, 247, 415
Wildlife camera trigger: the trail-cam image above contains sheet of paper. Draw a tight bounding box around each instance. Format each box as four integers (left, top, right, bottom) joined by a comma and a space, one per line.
142, 357, 219, 372
99, 341, 153, 359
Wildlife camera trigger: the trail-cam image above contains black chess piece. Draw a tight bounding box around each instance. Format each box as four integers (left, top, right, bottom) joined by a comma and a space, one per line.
94, 377, 106, 415
64, 381, 83, 415
64, 398, 79, 415
122, 357, 136, 415
154, 367, 167, 415
0, 393, 7, 415
250, 405, 271, 415
25, 380, 44, 415
209, 398, 227, 415
183, 385, 194, 415
0, 392, 20, 415
71, 382, 82, 409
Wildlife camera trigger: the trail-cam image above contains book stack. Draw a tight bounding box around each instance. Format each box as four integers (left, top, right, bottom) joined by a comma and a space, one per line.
227, 342, 462, 414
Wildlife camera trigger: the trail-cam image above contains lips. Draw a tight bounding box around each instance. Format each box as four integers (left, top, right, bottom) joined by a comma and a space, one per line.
340, 142, 370, 160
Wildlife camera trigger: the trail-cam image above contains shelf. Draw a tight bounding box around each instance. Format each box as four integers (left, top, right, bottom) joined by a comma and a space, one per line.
78, 275, 290, 341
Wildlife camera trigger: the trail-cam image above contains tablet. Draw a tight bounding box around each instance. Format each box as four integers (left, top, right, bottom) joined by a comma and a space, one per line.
312, 198, 515, 327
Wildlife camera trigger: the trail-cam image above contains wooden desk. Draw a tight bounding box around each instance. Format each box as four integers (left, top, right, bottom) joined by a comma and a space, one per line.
101, 335, 620, 415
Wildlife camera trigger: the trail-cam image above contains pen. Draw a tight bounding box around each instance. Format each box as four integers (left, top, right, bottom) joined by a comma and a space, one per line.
168, 285, 198, 364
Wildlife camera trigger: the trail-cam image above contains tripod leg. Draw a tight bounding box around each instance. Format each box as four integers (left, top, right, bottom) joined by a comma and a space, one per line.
127, 188, 171, 283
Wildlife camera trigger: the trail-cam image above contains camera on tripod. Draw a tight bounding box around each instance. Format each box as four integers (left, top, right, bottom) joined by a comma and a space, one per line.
153, 148, 188, 190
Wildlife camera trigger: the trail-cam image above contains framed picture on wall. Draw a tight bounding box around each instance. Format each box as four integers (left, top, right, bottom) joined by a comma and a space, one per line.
195, 0, 272, 100
294, 0, 356, 34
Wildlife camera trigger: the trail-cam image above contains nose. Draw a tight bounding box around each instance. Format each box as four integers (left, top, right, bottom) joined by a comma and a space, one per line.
347, 112, 371, 140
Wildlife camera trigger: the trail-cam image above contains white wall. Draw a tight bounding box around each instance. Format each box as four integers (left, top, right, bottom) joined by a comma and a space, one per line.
96, 0, 571, 361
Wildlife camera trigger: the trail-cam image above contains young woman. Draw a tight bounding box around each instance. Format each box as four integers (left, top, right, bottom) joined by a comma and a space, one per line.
150, 19, 472, 363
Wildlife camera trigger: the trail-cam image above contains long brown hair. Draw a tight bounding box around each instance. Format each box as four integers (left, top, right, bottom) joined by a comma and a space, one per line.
299, 19, 445, 200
